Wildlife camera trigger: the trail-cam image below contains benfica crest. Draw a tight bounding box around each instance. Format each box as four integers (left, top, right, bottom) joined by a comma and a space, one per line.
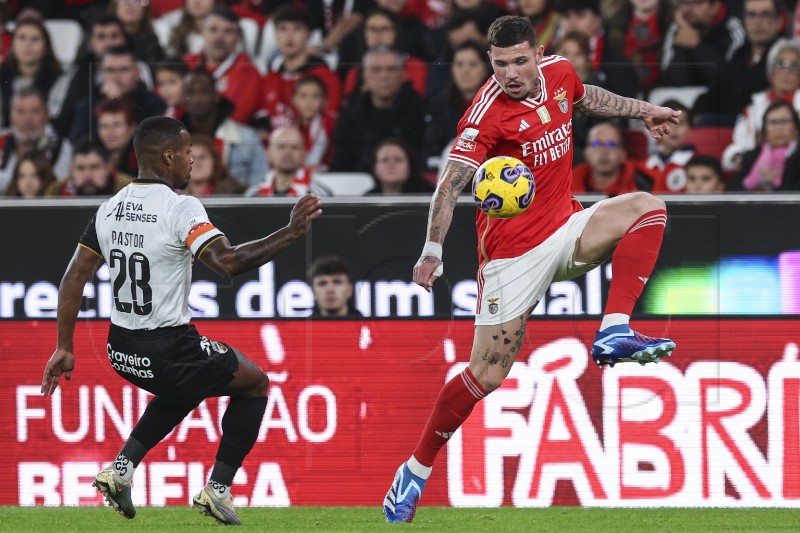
554, 89, 568, 113
488, 297, 500, 314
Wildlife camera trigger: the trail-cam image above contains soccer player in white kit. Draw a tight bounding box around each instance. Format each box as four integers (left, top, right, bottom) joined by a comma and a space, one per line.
383, 16, 680, 522
41, 117, 322, 525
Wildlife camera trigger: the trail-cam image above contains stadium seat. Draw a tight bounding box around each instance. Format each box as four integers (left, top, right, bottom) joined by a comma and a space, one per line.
685, 127, 734, 160
43, 19, 83, 68
647, 86, 707, 109
622, 129, 650, 160
311, 172, 374, 196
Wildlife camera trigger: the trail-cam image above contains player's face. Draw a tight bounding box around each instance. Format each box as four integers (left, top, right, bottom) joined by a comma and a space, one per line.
312, 274, 353, 315
174, 132, 193, 188
488, 41, 543, 101
685, 165, 723, 193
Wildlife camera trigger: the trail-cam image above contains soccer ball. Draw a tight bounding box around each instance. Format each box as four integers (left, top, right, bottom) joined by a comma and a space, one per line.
472, 156, 535, 218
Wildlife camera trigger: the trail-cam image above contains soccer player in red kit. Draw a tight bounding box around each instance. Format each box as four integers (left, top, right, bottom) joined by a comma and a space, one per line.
383, 15, 680, 523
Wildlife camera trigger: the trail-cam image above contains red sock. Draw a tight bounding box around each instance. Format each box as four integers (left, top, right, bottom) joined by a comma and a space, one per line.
605, 209, 667, 316
412, 368, 487, 467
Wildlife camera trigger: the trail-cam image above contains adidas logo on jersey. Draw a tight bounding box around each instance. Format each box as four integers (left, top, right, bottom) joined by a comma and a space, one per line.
518, 119, 530, 132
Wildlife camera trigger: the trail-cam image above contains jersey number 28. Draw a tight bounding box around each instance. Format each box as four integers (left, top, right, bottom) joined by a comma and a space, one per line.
109, 248, 153, 315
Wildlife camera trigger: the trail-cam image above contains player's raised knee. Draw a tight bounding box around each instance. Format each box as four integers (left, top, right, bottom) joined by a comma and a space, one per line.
628, 191, 666, 216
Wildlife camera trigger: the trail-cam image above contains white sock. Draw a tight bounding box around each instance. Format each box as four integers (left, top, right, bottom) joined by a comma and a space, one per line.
209, 480, 231, 500
600, 313, 629, 331
113, 453, 135, 482
407, 455, 432, 480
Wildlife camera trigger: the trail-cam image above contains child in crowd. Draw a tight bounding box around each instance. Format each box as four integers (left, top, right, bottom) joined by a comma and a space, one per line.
291, 76, 335, 171
154, 58, 188, 119
684, 155, 726, 194
646, 99, 695, 192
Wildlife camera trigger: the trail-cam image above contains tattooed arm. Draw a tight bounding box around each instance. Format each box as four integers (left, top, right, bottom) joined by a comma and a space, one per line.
574, 85, 682, 139
413, 159, 475, 291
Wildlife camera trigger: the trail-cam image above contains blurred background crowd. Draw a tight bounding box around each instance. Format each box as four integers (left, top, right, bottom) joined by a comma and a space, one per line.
2, 0, 800, 199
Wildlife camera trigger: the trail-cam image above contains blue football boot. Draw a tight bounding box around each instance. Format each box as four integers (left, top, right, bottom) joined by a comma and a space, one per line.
383, 462, 427, 523
592, 324, 675, 368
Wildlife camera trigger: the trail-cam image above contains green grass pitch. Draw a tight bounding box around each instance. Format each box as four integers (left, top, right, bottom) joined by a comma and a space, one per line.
1, 506, 798, 532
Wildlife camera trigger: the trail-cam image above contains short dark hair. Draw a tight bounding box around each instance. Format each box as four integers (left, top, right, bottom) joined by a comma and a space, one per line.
89, 13, 124, 32
309, 256, 351, 282
103, 44, 137, 61
208, 5, 240, 24
445, 9, 488, 35
155, 57, 190, 77
685, 155, 723, 181
556, 0, 601, 16
295, 75, 328, 98
73, 137, 109, 161
488, 15, 536, 48
272, 4, 312, 30
133, 116, 187, 156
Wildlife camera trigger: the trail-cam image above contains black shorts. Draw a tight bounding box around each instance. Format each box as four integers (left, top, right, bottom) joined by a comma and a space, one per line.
107, 323, 239, 401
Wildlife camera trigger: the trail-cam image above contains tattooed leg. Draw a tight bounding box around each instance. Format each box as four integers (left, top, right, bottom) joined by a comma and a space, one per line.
469, 309, 532, 393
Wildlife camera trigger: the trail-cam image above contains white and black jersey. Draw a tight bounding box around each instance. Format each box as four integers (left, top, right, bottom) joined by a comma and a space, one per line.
80, 179, 224, 330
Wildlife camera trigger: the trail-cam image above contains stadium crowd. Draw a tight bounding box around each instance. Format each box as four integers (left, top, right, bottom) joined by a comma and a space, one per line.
2, 0, 800, 199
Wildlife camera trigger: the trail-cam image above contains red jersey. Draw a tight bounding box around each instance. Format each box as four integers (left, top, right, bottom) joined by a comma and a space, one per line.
184, 51, 262, 124
448, 55, 585, 261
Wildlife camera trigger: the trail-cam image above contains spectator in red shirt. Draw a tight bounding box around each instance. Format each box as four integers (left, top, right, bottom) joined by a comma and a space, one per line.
184, 5, 262, 125
572, 121, 665, 195
256, 5, 342, 135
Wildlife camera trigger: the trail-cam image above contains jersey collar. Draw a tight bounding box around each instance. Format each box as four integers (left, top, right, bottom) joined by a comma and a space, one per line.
133, 178, 172, 188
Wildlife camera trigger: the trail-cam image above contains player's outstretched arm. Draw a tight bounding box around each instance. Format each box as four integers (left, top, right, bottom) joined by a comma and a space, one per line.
574, 85, 682, 140
42, 245, 105, 396
414, 160, 475, 292
199, 194, 322, 278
